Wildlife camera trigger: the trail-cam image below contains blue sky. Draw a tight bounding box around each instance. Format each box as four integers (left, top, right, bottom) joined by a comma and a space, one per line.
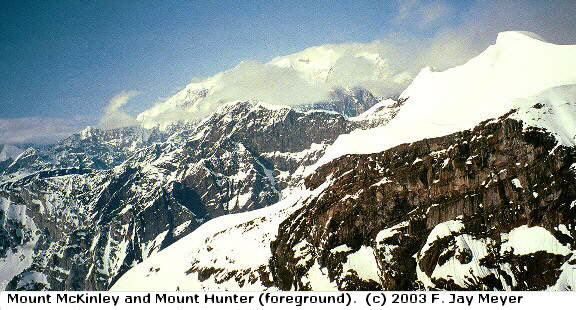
1, 0, 575, 143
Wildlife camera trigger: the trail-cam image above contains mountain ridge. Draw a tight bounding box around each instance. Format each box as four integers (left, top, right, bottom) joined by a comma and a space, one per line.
112, 31, 576, 291
0, 95, 396, 290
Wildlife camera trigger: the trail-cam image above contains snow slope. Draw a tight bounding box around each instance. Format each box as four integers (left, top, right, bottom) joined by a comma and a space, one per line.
0, 197, 39, 290
316, 31, 576, 168
111, 183, 330, 291
416, 220, 576, 290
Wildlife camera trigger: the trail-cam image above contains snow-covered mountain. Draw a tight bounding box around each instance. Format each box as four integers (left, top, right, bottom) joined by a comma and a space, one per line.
0, 95, 396, 290
0, 126, 166, 184
0, 144, 24, 179
316, 31, 576, 167
112, 31, 576, 291
137, 41, 410, 129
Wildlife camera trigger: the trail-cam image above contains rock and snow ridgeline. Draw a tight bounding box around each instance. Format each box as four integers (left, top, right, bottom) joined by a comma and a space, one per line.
112, 32, 576, 291
0, 95, 396, 290
315, 31, 576, 167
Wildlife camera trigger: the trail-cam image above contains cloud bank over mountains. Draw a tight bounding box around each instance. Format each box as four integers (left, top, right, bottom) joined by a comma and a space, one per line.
3, 0, 576, 141
134, 0, 576, 128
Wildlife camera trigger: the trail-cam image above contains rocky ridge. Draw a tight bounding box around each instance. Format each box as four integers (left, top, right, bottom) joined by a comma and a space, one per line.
0, 91, 395, 290
272, 103, 576, 290
111, 32, 576, 291
112, 101, 576, 291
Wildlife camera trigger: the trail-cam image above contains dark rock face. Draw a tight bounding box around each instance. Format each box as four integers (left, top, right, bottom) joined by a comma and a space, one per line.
270, 109, 576, 290
0, 94, 395, 290
0, 211, 33, 262
296, 88, 381, 117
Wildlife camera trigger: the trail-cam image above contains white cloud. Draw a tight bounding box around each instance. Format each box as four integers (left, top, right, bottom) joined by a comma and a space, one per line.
203, 61, 331, 110
137, 0, 576, 128
98, 90, 140, 129
0, 91, 141, 144
136, 41, 424, 126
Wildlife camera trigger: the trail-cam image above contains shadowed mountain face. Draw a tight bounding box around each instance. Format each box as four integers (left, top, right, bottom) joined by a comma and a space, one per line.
0, 89, 396, 290
271, 106, 575, 290
110, 32, 576, 291
108, 100, 576, 290
110, 102, 575, 292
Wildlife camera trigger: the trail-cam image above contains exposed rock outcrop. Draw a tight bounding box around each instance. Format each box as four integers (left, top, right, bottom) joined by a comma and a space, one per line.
270, 106, 576, 290
0, 95, 396, 290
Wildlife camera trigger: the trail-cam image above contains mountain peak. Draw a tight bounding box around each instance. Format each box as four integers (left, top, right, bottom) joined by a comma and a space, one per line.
314, 31, 576, 168
495, 31, 547, 45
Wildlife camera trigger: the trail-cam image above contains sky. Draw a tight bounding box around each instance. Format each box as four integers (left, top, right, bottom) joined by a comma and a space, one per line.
1, 0, 576, 143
